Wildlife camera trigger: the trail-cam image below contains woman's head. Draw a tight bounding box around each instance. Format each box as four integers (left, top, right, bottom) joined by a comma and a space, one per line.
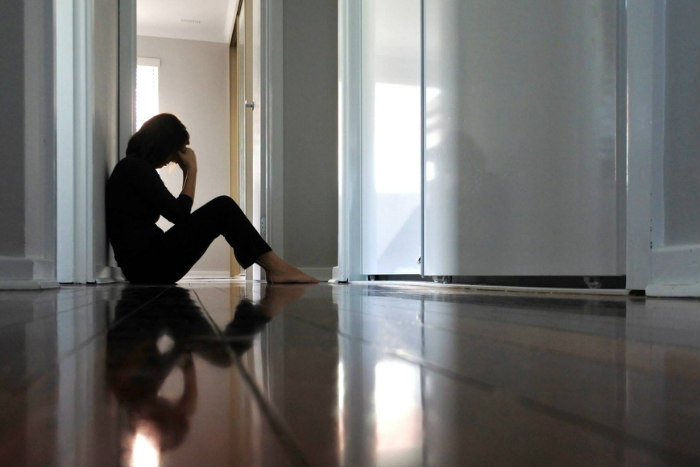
126, 114, 189, 167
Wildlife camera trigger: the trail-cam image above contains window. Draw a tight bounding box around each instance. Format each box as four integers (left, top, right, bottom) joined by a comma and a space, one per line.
135, 57, 160, 130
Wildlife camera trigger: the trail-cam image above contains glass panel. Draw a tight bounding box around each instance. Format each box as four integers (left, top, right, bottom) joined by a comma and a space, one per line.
361, 0, 422, 274
424, 0, 620, 276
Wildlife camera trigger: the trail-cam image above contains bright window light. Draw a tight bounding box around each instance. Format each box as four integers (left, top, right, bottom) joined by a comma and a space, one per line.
136, 57, 160, 131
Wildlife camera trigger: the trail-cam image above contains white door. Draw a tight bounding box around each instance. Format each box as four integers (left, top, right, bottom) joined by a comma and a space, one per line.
423, 0, 622, 276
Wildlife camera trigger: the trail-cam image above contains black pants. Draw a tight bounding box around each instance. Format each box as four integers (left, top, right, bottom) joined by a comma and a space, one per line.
121, 196, 271, 284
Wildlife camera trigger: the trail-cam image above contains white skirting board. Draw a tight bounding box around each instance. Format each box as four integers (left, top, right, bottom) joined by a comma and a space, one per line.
183, 270, 235, 280
0, 280, 59, 290
647, 244, 700, 297
0, 257, 59, 289
183, 268, 333, 282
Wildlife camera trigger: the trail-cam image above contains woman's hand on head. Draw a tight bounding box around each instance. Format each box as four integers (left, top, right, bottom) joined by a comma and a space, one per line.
175, 147, 197, 172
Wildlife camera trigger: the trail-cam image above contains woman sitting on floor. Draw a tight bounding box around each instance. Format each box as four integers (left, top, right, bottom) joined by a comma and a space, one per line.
106, 113, 317, 284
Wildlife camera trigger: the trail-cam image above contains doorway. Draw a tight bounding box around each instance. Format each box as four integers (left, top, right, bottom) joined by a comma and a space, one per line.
56, 0, 279, 282
136, 0, 244, 279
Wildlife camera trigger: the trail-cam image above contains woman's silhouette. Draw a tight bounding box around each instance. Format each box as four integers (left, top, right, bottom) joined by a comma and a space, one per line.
106, 113, 318, 284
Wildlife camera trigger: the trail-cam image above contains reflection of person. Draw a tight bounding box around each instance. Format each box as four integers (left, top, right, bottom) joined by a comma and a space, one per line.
107, 284, 309, 457
106, 113, 318, 284
107, 287, 226, 457
224, 284, 307, 354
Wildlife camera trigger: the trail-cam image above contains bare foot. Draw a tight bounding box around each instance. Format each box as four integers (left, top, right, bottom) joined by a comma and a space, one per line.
256, 252, 319, 284
266, 268, 319, 284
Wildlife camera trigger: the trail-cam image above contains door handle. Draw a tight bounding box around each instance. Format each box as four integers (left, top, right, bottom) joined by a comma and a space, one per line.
245, 100, 255, 110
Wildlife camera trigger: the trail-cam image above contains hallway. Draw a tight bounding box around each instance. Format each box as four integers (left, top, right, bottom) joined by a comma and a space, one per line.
0, 281, 698, 466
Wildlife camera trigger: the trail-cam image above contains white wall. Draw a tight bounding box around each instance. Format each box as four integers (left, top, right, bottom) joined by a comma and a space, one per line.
0, 0, 26, 258
0, 0, 57, 288
137, 36, 231, 277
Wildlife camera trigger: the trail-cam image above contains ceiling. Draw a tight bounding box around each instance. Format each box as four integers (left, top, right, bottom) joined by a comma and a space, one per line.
137, 0, 238, 44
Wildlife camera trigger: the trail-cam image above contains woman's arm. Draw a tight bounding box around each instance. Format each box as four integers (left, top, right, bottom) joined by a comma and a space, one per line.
176, 148, 198, 201
126, 157, 192, 224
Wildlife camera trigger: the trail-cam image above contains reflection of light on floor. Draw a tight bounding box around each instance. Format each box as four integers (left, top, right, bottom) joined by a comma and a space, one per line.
337, 361, 346, 457
374, 359, 422, 466
129, 431, 160, 467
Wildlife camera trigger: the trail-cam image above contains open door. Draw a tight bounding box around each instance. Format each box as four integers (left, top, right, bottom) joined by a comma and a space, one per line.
229, 0, 257, 279
229, 4, 242, 278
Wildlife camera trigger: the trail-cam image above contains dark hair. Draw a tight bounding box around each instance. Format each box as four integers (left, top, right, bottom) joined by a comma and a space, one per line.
126, 113, 189, 167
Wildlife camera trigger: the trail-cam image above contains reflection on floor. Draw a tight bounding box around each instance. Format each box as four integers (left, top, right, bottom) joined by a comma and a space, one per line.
0, 281, 699, 466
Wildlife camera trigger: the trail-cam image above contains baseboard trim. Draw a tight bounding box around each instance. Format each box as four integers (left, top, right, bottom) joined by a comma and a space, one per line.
0, 256, 35, 281
183, 270, 233, 279
0, 280, 59, 290
0, 257, 58, 289
646, 283, 700, 298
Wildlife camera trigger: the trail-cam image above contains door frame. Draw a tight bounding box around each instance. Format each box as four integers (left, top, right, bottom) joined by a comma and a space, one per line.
264, 0, 285, 261
336, 0, 364, 282
56, 0, 135, 284
56, 0, 97, 283
57, 0, 286, 283
242, 0, 284, 280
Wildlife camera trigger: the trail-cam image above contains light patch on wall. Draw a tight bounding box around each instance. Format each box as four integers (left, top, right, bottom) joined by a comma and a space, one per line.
373, 83, 421, 194
424, 87, 442, 150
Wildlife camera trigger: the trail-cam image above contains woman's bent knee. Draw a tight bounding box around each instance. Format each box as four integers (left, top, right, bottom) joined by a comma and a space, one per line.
211, 195, 239, 209
201, 195, 234, 211
203, 196, 244, 218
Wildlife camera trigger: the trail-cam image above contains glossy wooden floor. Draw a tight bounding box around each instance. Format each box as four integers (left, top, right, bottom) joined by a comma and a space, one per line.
1, 281, 699, 466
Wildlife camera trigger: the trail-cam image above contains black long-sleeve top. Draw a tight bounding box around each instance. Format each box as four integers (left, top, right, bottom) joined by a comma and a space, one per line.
106, 156, 193, 265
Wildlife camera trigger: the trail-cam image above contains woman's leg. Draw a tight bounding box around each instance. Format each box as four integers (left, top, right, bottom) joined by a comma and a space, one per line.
192, 197, 317, 283
255, 251, 318, 283
131, 196, 316, 284
149, 196, 270, 283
